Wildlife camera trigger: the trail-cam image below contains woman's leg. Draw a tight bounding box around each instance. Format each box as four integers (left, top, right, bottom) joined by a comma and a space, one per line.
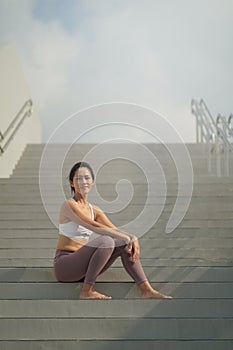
54, 236, 172, 299
99, 240, 147, 284
99, 240, 172, 299
54, 235, 115, 284
84, 235, 115, 285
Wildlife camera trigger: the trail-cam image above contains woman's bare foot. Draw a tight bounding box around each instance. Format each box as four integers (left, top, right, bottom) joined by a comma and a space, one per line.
141, 290, 172, 299
80, 290, 112, 300
80, 283, 112, 299
138, 281, 172, 299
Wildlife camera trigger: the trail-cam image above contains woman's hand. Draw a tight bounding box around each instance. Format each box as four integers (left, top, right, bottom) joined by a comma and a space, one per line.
128, 236, 140, 262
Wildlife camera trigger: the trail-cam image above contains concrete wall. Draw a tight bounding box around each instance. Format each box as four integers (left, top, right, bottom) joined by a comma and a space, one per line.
0, 44, 41, 177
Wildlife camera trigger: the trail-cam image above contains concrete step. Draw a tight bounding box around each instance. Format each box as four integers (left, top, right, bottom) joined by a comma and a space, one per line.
11, 143, 211, 161
1, 193, 233, 204
1, 258, 232, 268
145, 227, 233, 237
15, 152, 233, 161
1, 248, 232, 259
12, 164, 233, 176
11, 169, 230, 178
1, 218, 233, 231
1, 340, 232, 350
1, 219, 233, 229
0, 282, 232, 299
2, 181, 233, 189
2, 211, 233, 220
1, 227, 233, 238
0, 196, 185, 205
14, 148, 222, 159
2, 176, 233, 184
1, 299, 232, 318
2, 186, 233, 197
1, 318, 233, 341
1, 199, 233, 212
1, 238, 232, 249
1, 267, 232, 283
12, 150, 233, 164
4, 184, 233, 196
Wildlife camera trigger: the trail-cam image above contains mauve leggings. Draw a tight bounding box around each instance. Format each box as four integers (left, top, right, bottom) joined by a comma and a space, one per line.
54, 235, 147, 285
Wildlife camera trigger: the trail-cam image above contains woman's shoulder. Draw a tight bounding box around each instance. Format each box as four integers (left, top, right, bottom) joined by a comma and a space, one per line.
60, 199, 76, 211
62, 198, 76, 204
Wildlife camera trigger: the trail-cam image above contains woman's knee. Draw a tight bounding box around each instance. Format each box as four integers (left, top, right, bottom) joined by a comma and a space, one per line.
99, 235, 115, 249
89, 235, 115, 249
113, 241, 130, 256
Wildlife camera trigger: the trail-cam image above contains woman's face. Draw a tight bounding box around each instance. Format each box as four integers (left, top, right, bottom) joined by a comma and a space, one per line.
70, 167, 94, 196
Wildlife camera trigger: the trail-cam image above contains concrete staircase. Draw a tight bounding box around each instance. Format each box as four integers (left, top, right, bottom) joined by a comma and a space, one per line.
0, 143, 233, 349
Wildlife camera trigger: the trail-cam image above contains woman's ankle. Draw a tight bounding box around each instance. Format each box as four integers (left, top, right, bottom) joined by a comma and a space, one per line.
81, 282, 94, 293
138, 280, 153, 292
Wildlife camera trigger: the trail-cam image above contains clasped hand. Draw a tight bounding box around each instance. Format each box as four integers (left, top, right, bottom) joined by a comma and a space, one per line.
127, 236, 140, 262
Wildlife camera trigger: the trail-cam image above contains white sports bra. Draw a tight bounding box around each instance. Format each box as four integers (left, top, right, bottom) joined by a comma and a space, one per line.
59, 198, 94, 240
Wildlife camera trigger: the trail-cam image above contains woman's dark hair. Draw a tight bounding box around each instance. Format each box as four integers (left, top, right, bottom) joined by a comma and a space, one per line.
69, 161, 95, 193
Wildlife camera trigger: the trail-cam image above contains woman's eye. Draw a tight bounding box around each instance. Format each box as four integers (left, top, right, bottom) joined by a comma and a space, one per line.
76, 177, 91, 181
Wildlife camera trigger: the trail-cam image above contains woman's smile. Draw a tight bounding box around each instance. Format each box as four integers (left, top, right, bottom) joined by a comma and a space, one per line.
80, 185, 89, 191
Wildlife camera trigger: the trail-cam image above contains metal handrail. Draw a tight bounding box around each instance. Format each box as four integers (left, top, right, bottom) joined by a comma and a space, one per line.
199, 99, 216, 125
191, 98, 233, 176
0, 99, 32, 141
228, 114, 233, 135
0, 99, 33, 155
216, 114, 233, 152
191, 98, 216, 149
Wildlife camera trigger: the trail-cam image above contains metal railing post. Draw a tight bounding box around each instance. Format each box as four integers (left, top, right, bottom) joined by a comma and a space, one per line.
191, 99, 233, 176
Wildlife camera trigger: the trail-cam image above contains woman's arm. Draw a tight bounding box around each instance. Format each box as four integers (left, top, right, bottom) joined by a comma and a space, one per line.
94, 205, 140, 258
60, 200, 132, 244
93, 205, 140, 260
93, 205, 117, 228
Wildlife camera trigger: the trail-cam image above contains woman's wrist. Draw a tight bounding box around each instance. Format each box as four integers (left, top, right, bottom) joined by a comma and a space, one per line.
124, 235, 138, 246
129, 234, 138, 242
124, 236, 131, 245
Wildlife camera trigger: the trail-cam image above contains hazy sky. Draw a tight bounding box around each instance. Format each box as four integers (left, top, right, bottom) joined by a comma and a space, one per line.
0, 0, 233, 143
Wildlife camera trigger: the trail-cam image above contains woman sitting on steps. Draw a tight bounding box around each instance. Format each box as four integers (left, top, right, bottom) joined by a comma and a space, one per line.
54, 161, 172, 300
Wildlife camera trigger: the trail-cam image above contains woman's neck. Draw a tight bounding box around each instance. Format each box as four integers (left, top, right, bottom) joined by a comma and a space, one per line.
73, 193, 88, 205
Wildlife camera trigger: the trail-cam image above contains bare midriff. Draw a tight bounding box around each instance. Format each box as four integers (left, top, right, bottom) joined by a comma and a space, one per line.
56, 234, 88, 252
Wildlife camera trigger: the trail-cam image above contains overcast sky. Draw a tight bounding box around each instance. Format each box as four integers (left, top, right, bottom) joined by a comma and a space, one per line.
0, 0, 233, 143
